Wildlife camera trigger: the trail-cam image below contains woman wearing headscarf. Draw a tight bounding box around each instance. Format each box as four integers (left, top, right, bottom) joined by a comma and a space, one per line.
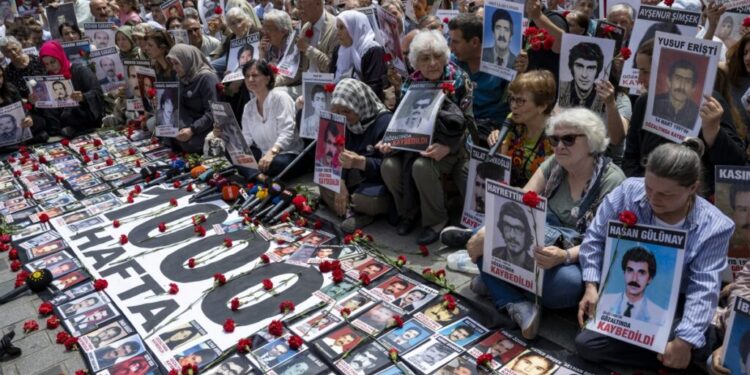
330, 10, 387, 100
33, 40, 104, 137
318, 78, 392, 232
166, 44, 220, 153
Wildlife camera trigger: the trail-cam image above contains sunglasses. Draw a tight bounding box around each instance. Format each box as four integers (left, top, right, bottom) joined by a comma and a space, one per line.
549, 134, 585, 147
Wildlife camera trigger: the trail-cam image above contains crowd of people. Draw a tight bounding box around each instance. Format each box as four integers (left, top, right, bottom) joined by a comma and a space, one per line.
2, 0, 750, 371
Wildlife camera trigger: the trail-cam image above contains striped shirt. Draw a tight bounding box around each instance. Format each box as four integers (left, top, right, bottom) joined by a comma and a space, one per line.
580, 178, 735, 348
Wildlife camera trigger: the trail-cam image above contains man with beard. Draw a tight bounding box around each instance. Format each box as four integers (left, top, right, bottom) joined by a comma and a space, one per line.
599, 246, 666, 325
482, 8, 516, 68
492, 201, 535, 272
316, 123, 343, 171
93, 30, 111, 49
652, 59, 701, 130
472, 161, 505, 214
557, 42, 605, 112
98, 57, 119, 85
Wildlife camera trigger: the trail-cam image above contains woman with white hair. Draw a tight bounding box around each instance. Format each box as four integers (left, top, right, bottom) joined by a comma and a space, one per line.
211, 6, 260, 76
465, 107, 625, 340
259, 10, 293, 65
379, 29, 472, 245
330, 10, 387, 99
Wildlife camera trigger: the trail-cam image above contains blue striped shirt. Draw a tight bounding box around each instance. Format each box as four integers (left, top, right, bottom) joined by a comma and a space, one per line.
580, 178, 735, 348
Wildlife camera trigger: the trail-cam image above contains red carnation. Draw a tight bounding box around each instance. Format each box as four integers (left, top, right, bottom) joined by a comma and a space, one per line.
743, 16, 750, 28
135, 159, 142, 167
419, 244, 429, 256
181, 364, 198, 375
619, 47, 632, 60
443, 294, 457, 311
38, 213, 49, 223
262, 279, 273, 290
422, 267, 433, 277
93, 153, 99, 161
61, 138, 70, 146
126, 195, 134, 203
664, 0, 673, 6
440, 82, 455, 94
117, 73, 123, 80
618, 210, 638, 227
82, 155, 91, 163
113, 220, 120, 228
56, 331, 70, 344
319, 260, 332, 273
260, 254, 270, 263
8, 248, 19, 260
279, 300, 295, 314
214, 273, 227, 286
24, 191, 33, 199
341, 307, 351, 318
522, 191, 542, 208
231, 297, 240, 311
46, 315, 60, 329
195, 225, 206, 237
291, 194, 307, 209
94, 279, 108, 291
133, 185, 142, 194
64, 336, 78, 350
389, 348, 398, 361
186, 183, 194, 192
280, 212, 290, 223
38, 155, 47, 164
343, 235, 353, 244
128, 148, 136, 155
390, 315, 404, 328
323, 83, 336, 93
214, 5, 222, 14
23, 320, 38, 333
396, 255, 407, 266
268, 64, 280, 74
170, 198, 178, 206
120, 234, 128, 245
288, 335, 303, 350
268, 320, 284, 336
223, 319, 235, 333
334, 135, 345, 147
332, 268, 345, 283
358, 272, 371, 286
237, 338, 252, 353
477, 353, 494, 368
215, 82, 225, 95
168, 283, 179, 294
383, 53, 392, 63
435, 269, 446, 279
224, 238, 233, 247
38, 301, 54, 316
146, 87, 157, 98
93, 139, 102, 147
105, 158, 113, 166
314, 219, 323, 229
10, 260, 21, 272
188, 258, 196, 268
602, 24, 615, 35
304, 28, 313, 38
443, 17, 450, 23
158, 222, 167, 232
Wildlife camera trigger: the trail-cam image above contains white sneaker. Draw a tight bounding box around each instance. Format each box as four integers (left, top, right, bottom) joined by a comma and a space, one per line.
446, 250, 479, 275
507, 301, 541, 340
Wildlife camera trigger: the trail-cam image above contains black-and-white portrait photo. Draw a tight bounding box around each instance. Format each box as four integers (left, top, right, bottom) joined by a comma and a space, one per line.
558, 35, 615, 113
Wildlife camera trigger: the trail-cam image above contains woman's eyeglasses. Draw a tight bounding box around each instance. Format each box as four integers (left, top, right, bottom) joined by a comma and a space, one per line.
549, 134, 585, 147
508, 95, 527, 106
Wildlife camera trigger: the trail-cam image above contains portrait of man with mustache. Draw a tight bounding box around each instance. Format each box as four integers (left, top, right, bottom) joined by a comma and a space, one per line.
492, 201, 535, 272
482, 8, 516, 68
600, 246, 667, 325
652, 59, 701, 130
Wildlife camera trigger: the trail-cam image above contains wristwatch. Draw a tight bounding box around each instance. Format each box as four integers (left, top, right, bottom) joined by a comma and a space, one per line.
563, 249, 572, 265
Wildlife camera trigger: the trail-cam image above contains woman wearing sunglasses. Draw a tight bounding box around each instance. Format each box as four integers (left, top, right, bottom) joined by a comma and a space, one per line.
466, 107, 625, 340
487, 70, 557, 188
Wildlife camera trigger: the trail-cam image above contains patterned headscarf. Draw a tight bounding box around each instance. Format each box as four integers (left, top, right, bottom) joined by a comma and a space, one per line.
330, 78, 388, 134
166, 44, 214, 84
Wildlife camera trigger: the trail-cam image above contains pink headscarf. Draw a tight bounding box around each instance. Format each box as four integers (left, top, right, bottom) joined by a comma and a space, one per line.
39, 41, 72, 79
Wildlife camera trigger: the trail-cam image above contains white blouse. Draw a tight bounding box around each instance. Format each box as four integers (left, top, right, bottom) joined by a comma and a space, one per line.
241, 88, 304, 155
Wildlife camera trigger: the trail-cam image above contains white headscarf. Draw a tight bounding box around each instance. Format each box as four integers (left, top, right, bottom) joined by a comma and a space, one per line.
335, 10, 381, 79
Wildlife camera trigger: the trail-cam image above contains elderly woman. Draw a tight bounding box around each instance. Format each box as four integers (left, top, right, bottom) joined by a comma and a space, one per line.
167, 44, 220, 153
576, 140, 733, 370
379, 30, 471, 245
489, 70, 556, 187
59, 23, 83, 42
318, 78, 392, 232
330, 10, 387, 100
259, 10, 292, 65
144, 30, 176, 81
218, 59, 304, 178
0, 37, 46, 98
33, 41, 104, 137
0, 65, 44, 145
465, 108, 625, 339
212, 6, 260, 76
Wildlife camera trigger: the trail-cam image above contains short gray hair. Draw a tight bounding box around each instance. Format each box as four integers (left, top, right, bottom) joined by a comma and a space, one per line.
408, 29, 449, 69
183, 7, 200, 20
546, 107, 609, 155
608, 3, 634, 21
226, 6, 251, 22
0, 36, 22, 50
263, 9, 292, 35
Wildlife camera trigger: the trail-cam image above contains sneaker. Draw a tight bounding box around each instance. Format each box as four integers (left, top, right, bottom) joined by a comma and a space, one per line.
440, 226, 474, 248
507, 301, 541, 340
341, 214, 374, 234
447, 250, 479, 275
469, 275, 488, 296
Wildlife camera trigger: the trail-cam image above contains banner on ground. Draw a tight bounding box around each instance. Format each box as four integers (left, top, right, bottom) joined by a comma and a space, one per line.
643, 32, 721, 143
461, 145, 511, 229
586, 221, 686, 353
482, 181, 546, 295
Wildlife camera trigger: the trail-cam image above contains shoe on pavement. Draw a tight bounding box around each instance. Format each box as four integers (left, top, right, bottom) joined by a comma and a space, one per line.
397, 218, 415, 236
440, 226, 473, 248
342, 214, 374, 234
417, 227, 440, 245
507, 301, 541, 340
469, 275, 488, 296
447, 250, 479, 275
